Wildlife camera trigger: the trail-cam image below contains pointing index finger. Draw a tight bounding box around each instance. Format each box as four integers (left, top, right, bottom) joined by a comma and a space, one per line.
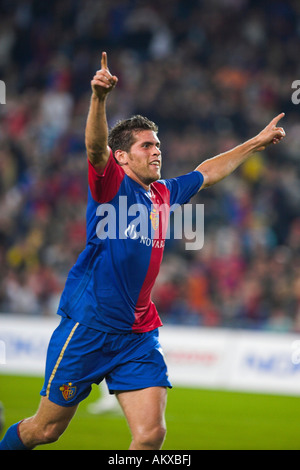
101, 51, 108, 70
271, 112, 285, 127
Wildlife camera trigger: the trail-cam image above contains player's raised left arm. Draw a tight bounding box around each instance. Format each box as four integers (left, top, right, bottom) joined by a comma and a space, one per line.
196, 113, 286, 189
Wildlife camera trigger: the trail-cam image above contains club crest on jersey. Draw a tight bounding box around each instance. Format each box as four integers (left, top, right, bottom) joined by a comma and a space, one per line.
59, 382, 77, 401
150, 207, 159, 231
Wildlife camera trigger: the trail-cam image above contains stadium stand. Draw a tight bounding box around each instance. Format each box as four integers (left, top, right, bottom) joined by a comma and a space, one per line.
0, 0, 299, 332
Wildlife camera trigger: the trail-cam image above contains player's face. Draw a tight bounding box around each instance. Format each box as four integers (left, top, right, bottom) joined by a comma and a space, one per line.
126, 130, 162, 188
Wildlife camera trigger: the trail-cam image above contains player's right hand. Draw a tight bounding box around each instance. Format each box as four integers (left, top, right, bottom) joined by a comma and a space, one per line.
91, 52, 118, 99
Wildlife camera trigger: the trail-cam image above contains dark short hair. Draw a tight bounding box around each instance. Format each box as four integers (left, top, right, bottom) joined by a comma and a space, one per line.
108, 115, 158, 154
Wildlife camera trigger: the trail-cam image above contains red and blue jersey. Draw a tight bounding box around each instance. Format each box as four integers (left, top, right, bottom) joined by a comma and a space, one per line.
58, 150, 203, 333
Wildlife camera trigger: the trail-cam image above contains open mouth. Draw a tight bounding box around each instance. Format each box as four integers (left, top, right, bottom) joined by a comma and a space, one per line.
149, 160, 161, 168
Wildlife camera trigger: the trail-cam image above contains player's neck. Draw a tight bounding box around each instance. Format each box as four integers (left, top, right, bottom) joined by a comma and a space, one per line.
123, 167, 152, 191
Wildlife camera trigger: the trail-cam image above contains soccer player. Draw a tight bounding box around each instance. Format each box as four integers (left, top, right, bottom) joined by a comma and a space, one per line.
0, 52, 285, 450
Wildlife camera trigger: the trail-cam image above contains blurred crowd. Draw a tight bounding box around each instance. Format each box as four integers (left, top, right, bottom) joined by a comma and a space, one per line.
0, 0, 300, 332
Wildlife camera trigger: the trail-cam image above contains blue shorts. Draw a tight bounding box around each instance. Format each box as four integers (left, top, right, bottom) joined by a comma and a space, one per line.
40, 317, 172, 407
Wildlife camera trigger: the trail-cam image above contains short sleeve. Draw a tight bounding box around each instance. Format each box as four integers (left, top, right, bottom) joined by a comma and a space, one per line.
88, 148, 125, 203
158, 171, 203, 206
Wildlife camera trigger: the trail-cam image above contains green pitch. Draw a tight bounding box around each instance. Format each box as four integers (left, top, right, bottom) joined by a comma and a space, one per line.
0, 374, 299, 450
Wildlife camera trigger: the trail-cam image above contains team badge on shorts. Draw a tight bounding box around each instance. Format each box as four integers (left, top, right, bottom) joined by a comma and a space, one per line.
59, 383, 77, 401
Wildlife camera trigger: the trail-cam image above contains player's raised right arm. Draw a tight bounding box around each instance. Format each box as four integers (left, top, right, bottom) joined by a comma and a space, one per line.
85, 52, 118, 171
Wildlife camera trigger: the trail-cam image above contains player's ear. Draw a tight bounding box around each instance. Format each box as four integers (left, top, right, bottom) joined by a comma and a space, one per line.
114, 149, 128, 166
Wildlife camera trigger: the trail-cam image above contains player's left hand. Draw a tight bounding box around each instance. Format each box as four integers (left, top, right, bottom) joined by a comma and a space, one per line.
256, 112, 286, 151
